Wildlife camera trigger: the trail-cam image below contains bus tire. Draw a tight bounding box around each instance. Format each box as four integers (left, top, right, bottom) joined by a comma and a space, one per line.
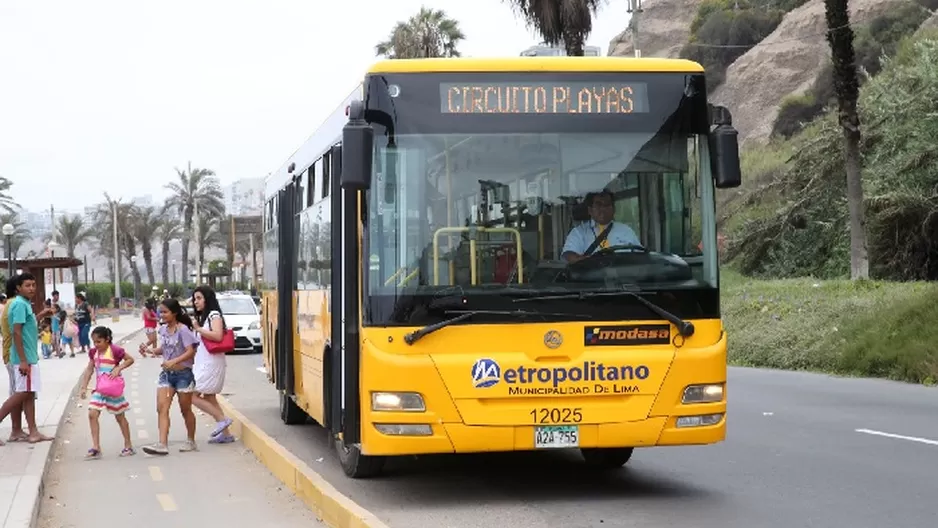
579, 447, 634, 469
279, 392, 306, 425
335, 436, 385, 478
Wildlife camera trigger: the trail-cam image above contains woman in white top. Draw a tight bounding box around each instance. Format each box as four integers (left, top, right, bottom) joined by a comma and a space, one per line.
190, 286, 234, 443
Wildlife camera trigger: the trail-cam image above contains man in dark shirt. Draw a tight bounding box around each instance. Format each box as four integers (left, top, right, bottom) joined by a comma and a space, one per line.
73, 293, 92, 354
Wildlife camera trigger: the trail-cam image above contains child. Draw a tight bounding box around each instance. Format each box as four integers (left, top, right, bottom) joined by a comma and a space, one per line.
78, 326, 136, 459
39, 323, 52, 359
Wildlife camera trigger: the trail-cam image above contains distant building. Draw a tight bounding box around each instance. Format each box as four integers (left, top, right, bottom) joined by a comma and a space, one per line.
520, 44, 601, 57
224, 178, 265, 216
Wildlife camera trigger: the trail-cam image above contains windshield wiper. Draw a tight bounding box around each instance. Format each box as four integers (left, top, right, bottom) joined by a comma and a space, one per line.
513, 288, 695, 338
403, 308, 589, 345
404, 312, 475, 345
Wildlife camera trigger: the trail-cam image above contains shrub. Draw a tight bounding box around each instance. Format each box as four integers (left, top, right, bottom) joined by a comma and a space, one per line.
772, 93, 824, 138
728, 32, 938, 280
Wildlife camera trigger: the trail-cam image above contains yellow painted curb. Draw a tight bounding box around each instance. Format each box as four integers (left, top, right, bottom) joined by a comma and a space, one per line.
217, 396, 390, 528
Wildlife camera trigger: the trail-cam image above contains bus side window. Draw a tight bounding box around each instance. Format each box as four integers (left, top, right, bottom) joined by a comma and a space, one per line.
307, 164, 316, 205
322, 150, 331, 198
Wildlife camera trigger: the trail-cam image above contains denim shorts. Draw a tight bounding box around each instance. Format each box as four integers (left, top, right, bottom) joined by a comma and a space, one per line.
158, 368, 195, 393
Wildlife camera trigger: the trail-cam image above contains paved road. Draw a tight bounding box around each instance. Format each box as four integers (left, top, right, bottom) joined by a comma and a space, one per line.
37, 334, 320, 527
221, 354, 938, 528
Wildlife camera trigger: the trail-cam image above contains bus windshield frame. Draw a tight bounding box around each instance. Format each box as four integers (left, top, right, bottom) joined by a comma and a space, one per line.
361, 71, 719, 327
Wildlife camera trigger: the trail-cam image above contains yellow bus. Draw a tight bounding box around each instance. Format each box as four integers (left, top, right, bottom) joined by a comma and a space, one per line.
260, 56, 741, 478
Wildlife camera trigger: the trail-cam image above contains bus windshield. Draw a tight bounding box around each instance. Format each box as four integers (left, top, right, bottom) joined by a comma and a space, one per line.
362, 71, 719, 326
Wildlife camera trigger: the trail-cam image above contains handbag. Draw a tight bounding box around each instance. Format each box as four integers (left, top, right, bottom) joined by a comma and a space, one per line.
63, 320, 77, 338
204, 328, 235, 354
95, 351, 125, 398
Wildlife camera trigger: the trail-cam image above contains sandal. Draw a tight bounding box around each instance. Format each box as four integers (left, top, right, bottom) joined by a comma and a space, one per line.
120, 447, 136, 457
85, 448, 101, 460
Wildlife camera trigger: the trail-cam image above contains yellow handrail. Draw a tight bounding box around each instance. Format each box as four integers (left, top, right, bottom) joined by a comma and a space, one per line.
432, 227, 524, 285
384, 267, 405, 286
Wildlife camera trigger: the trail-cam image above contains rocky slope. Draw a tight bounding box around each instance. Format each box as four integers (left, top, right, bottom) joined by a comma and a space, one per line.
608, 0, 914, 146
710, 0, 908, 145
607, 0, 703, 58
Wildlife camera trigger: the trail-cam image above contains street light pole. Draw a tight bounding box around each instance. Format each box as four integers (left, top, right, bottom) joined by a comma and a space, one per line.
2, 223, 14, 277
111, 200, 122, 304
48, 241, 60, 291
172, 259, 177, 286
131, 255, 138, 306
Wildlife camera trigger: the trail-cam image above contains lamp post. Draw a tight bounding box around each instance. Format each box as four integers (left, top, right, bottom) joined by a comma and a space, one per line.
47, 241, 61, 291
2, 223, 14, 277
130, 255, 138, 306
172, 259, 177, 286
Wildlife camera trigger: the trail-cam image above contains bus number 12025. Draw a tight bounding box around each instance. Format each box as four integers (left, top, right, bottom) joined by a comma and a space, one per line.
530, 408, 582, 424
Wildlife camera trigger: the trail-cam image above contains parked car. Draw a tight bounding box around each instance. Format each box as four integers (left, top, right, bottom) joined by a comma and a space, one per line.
216, 292, 262, 354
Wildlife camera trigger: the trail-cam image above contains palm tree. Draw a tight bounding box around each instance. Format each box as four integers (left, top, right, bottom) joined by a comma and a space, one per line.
156, 212, 182, 286
235, 237, 252, 288
375, 7, 465, 59
195, 214, 222, 268
51, 214, 93, 283
0, 212, 29, 259
505, 0, 605, 56
164, 163, 225, 287
0, 176, 16, 214
131, 206, 160, 285
824, 0, 868, 279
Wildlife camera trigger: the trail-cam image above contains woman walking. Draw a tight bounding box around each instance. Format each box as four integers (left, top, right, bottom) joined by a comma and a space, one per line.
138, 299, 199, 455
190, 286, 234, 444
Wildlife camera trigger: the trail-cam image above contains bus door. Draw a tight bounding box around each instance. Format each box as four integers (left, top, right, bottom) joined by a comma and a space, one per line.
273, 180, 297, 396
327, 144, 362, 444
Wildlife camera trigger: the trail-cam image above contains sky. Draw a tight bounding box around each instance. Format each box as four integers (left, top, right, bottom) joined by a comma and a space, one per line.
0, 0, 632, 213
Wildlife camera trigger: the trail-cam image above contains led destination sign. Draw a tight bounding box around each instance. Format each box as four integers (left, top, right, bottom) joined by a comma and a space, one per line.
440, 82, 650, 115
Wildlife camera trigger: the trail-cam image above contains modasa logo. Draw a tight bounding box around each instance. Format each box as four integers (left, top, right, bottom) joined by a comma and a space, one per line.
470, 358, 649, 389
585, 324, 671, 346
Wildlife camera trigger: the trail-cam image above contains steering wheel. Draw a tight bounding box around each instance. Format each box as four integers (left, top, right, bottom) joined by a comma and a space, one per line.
586, 244, 648, 258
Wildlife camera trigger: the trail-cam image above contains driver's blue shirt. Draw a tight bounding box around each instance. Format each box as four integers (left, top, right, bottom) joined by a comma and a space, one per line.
561, 220, 641, 256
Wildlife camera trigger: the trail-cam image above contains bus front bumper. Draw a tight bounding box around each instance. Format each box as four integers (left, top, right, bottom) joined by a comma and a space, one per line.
360, 413, 725, 456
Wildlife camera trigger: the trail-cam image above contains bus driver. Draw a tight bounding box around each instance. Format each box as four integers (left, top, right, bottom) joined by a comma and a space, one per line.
561, 190, 641, 264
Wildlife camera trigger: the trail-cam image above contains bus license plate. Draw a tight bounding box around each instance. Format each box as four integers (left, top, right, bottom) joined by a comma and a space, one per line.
534, 425, 579, 449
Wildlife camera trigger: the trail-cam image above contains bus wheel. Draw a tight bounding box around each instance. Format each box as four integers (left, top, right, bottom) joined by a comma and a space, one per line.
335, 436, 385, 478
279, 392, 306, 425
580, 447, 634, 469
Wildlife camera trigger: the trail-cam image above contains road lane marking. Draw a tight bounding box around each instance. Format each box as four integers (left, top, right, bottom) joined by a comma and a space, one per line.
133, 407, 142, 414
137, 429, 150, 440
149, 466, 163, 482
131, 390, 139, 397
855, 428, 938, 446
136, 418, 146, 426
156, 493, 177, 512
133, 400, 141, 405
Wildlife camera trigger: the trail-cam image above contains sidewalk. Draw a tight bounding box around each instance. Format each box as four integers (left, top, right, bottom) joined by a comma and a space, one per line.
35, 332, 319, 527
0, 318, 142, 528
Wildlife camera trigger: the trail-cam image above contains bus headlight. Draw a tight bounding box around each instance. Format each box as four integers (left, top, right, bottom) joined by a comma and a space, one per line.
682, 384, 724, 404
371, 392, 426, 412
676, 413, 723, 428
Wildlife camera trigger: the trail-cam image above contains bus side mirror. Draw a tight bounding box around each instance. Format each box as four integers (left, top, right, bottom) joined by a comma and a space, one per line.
708, 104, 742, 189
341, 100, 373, 190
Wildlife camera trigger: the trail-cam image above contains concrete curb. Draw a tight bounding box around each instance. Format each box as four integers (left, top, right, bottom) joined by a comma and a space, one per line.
9, 327, 146, 528
217, 396, 390, 528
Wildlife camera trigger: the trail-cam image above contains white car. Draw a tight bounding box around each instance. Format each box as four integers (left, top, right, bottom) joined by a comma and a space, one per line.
216, 293, 262, 354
